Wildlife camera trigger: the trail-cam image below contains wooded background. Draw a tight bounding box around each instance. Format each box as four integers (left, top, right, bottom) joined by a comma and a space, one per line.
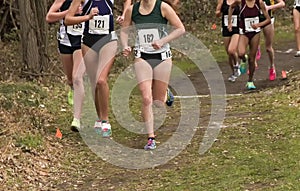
0, 0, 293, 79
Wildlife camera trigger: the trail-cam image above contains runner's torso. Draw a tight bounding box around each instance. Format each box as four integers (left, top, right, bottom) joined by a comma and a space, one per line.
132, 0, 170, 54
83, 0, 114, 35
239, 0, 261, 33
221, 0, 240, 29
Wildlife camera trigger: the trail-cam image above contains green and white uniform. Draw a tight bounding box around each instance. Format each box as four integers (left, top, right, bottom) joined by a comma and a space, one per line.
131, 0, 171, 61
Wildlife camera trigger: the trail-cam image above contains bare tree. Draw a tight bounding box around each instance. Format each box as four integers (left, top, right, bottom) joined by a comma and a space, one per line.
18, 0, 48, 77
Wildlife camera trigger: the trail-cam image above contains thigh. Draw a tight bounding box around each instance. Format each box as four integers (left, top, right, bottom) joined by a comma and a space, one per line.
223, 37, 231, 52
134, 58, 153, 84
82, 44, 98, 86
60, 54, 73, 75
152, 59, 172, 102
97, 40, 118, 79
134, 59, 153, 98
263, 23, 274, 47
293, 9, 300, 28
238, 35, 249, 55
228, 34, 239, 51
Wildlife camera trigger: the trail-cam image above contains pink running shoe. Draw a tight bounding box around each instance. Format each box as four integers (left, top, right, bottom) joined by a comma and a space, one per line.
269, 67, 276, 81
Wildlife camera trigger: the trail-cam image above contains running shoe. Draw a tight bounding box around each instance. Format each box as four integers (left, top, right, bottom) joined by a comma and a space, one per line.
294, 51, 300, 57
166, 88, 174, 107
228, 75, 236, 82
246, 81, 256, 90
233, 65, 241, 77
144, 139, 156, 150
269, 67, 276, 81
240, 55, 248, 74
94, 120, 102, 135
70, 118, 80, 132
101, 122, 112, 138
67, 90, 74, 105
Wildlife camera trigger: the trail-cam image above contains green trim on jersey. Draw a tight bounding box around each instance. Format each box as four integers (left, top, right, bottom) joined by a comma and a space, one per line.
131, 0, 168, 25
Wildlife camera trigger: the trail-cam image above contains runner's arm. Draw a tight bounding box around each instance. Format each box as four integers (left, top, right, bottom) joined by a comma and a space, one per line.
215, 0, 223, 18
227, 0, 240, 32
266, 0, 285, 11
64, 0, 92, 25
254, 0, 271, 29
117, 0, 132, 25
120, 5, 133, 56
155, 2, 185, 49
46, 0, 68, 23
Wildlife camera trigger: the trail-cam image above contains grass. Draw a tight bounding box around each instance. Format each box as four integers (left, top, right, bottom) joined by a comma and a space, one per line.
0, 17, 299, 191
15, 134, 44, 150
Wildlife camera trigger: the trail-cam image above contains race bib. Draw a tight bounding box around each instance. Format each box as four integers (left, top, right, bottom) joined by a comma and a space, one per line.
138, 29, 160, 45
89, 15, 110, 35
137, 28, 160, 50
244, 17, 260, 33
67, 22, 85, 36
224, 15, 238, 27
296, 0, 300, 6
161, 50, 172, 60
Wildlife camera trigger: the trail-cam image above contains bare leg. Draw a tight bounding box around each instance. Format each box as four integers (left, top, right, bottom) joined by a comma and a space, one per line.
134, 59, 154, 137
60, 54, 74, 87
95, 41, 117, 121
248, 33, 260, 82
237, 35, 249, 62
72, 49, 85, 120
293, 9, 300, 53
227, 34, 240, 68
263, 23, 275, 68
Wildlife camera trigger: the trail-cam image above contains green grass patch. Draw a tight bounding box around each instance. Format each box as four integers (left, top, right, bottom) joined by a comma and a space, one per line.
15, 133, 44, 150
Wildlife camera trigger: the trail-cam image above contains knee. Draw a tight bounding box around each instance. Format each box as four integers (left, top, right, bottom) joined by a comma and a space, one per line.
72, 75, 83, 86
295, 26, 300, 33
142, 95, 153, 107
153, 100, 165, 108
238, 52, 245, 59
266, 46, 273, 53
227, 47, 236, 56
96, 77, 107, 87
248, 56, 255, 64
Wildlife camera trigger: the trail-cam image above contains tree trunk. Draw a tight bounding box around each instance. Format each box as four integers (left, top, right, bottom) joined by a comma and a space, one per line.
18, 0, 48, 77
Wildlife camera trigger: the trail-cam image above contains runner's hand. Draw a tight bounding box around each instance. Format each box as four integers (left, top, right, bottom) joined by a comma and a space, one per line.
251, 23, 258, 30
152, 40, 163, 50
76, 4, 83, 15
215, 10, 221, 17
89, 7, 99, 19
227, 23, 232, 32
117, 16, 125, 25
122, 46, 132, 57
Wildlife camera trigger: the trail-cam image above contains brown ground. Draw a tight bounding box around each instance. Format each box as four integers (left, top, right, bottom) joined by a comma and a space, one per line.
189, 41, 300, 95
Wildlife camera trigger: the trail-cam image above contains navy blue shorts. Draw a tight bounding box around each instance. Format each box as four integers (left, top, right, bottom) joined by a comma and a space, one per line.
58, 42, 81, 54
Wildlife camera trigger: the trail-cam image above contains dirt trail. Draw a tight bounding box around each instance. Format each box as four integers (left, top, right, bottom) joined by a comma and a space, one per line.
189, 41, 300, 95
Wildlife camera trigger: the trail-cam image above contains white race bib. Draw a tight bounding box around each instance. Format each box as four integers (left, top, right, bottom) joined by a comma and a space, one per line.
67, 22, 85, 36
244, 17, 260, 33
161, 50, 172, 60
89, 15, 110, 35
224, 15, 238, 27
137, 28, 160, 51
296, 0, 300, 6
